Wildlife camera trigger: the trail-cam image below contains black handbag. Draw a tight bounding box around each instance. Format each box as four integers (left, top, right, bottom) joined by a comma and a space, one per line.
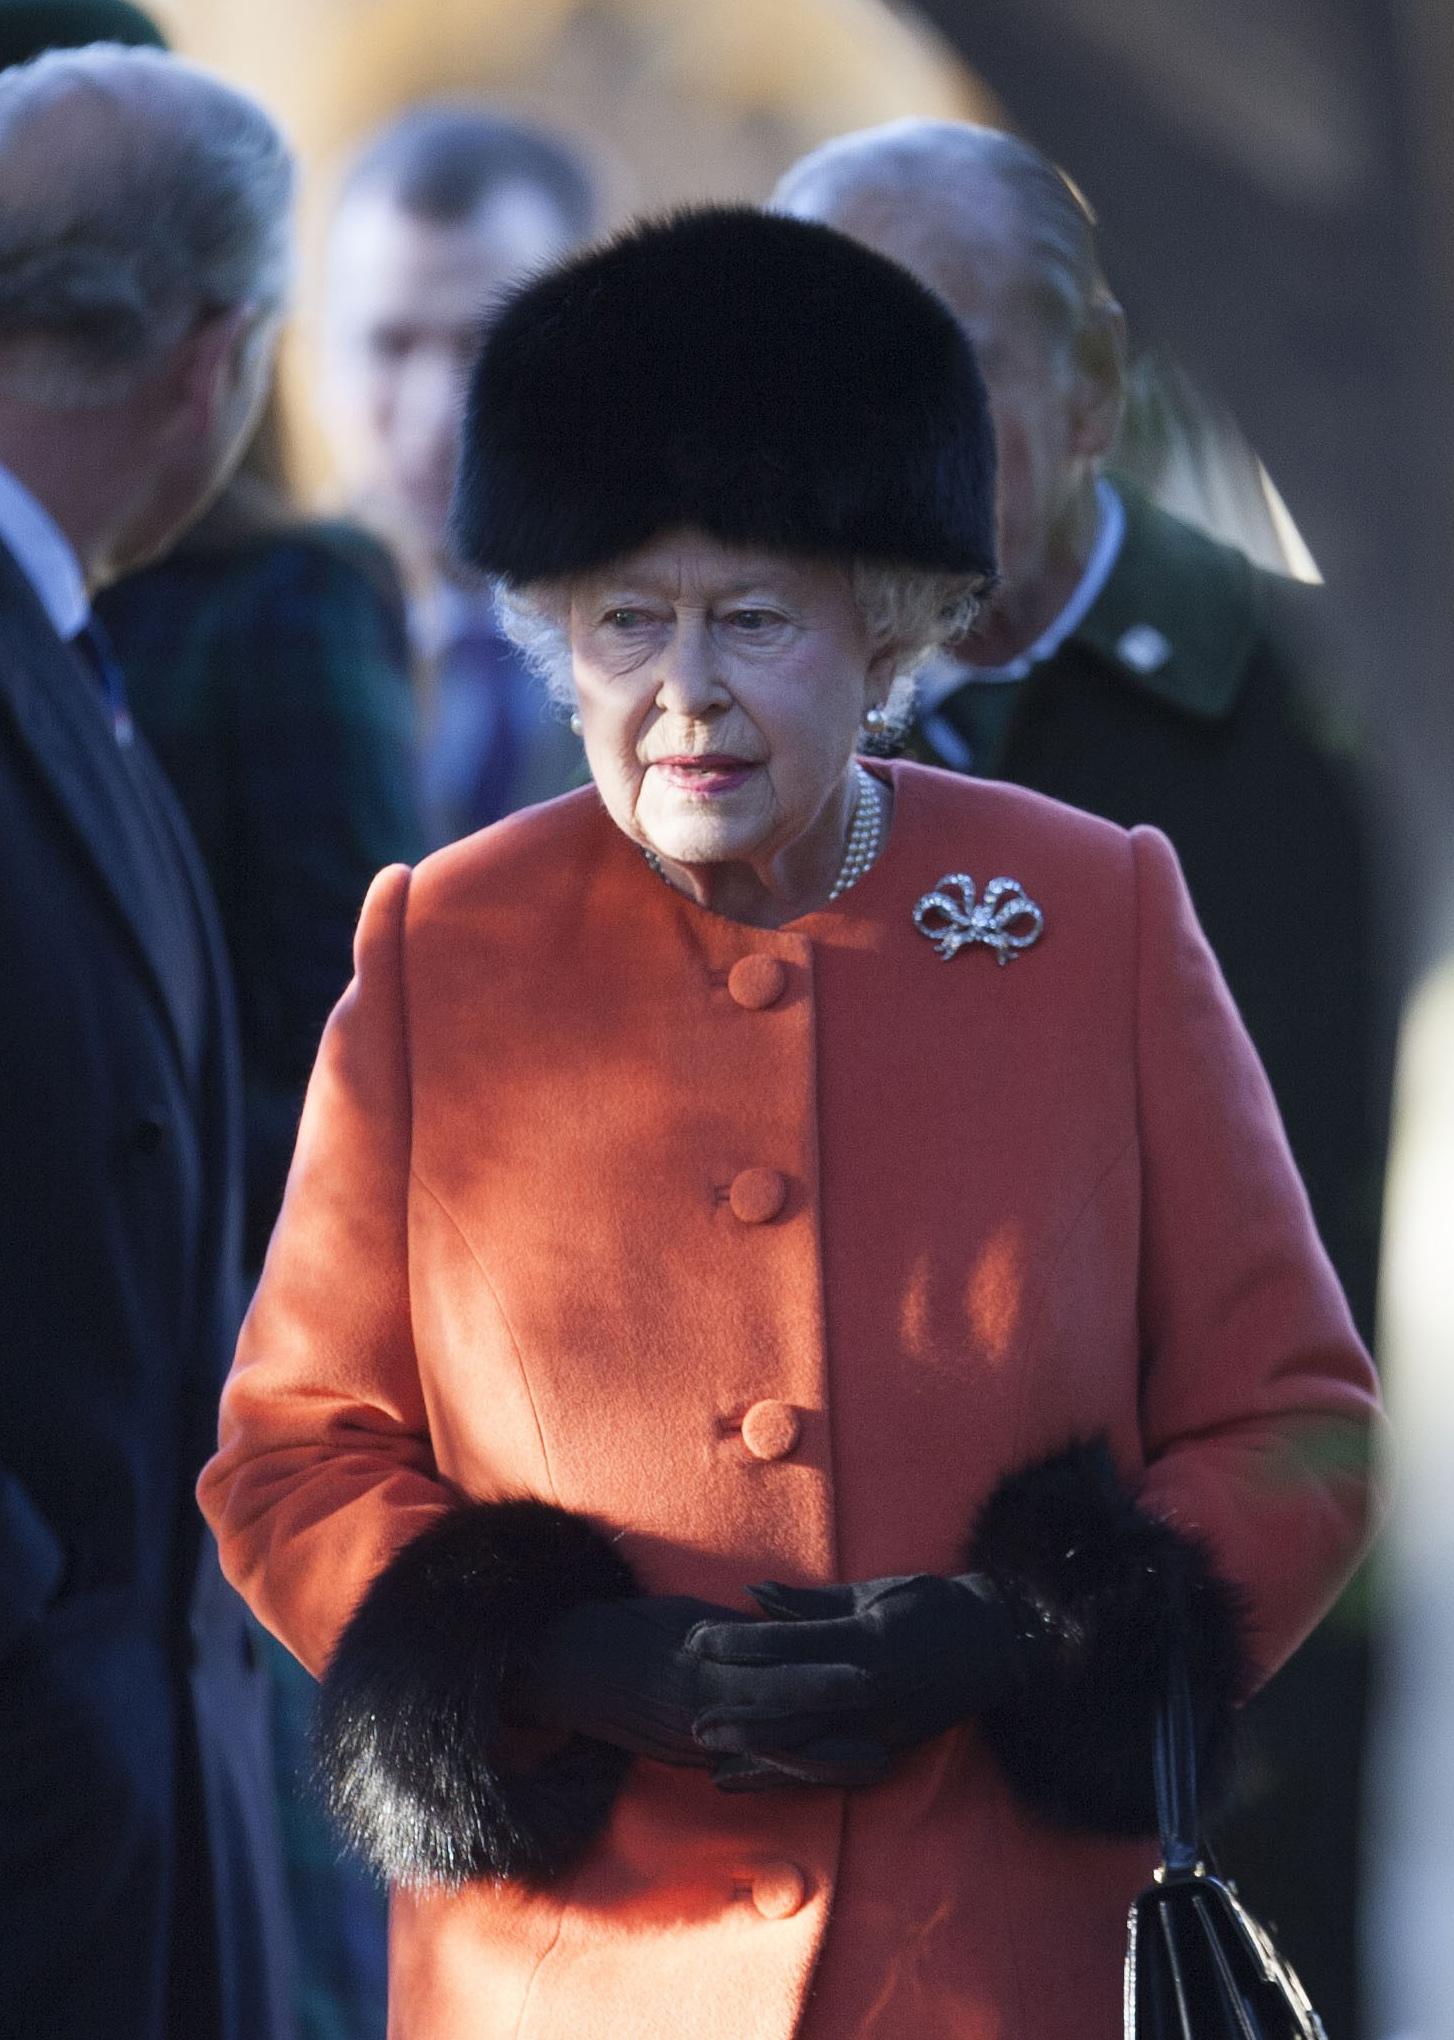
1124, 1660, 1328, 2039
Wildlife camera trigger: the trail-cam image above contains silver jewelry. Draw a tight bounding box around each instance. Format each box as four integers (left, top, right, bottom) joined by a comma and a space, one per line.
642, 760, 886, 906
913, 872, 1043, 965
569, 711, 583, 736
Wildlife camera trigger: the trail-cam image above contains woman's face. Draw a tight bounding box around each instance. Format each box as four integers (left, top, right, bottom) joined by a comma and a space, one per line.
567, 529, 891, 871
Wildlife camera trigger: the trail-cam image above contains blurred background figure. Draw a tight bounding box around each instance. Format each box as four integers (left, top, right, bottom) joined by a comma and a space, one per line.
97, 384, 422, 2040
72, 27, 425, 2040
775, 114, 1386, 1343
776, 115, 1390, 2029
98, 389, 424, 1279
318, 103, 599, 843
7, 14, 421, 2040
0, 35, 295, 2039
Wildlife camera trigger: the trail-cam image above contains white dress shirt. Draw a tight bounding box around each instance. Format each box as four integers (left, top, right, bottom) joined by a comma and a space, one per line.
0, 460, 88, 640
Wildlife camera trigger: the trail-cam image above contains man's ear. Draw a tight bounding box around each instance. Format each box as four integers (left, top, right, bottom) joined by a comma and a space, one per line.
1068, 297, 1127, 462
168, 304, 258, 439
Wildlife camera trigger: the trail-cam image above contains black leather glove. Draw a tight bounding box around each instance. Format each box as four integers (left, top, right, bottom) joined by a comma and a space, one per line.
687, 1573, 1023, 1781
523, 1593, 887, 1782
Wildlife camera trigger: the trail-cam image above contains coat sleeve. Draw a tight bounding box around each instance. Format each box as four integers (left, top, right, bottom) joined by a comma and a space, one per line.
197, 863, 638, 1888
1127, 822, 1386, 1680
967, 824, 1388, 1834
197, 862, 448, 1675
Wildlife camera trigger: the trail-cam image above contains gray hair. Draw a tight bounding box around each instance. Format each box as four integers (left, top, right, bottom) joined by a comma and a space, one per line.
0, 44, 294, 407
774, 119, 1116, 367
497, 563, 983, 738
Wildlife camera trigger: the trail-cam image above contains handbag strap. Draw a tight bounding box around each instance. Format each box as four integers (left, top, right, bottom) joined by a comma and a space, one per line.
1154, 1652, 1204, 1875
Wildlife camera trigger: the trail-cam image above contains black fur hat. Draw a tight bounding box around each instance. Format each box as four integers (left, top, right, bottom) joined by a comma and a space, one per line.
453, 205, 997, 585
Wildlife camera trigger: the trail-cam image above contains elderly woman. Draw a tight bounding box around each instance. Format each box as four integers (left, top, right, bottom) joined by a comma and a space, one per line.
199, 209, 1382, 2039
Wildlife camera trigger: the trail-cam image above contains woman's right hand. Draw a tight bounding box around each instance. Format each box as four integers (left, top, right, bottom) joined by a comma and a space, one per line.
524, 1594, 890, 1788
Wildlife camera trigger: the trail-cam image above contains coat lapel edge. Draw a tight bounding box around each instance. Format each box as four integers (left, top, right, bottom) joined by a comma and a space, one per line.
0, 544, 196, 1080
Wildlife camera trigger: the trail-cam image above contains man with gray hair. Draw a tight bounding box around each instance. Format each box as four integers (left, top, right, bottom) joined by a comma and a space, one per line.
777, 117, 1385, 2028
319, 102, 598, 843
0, 41, 295, 2038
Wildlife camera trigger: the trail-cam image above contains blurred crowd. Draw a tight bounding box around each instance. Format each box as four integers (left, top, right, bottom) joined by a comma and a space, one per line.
0, 4, 1396, 2038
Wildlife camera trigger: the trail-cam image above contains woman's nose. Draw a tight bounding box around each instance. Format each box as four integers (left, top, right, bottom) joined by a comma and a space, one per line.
655, 618, 726, 716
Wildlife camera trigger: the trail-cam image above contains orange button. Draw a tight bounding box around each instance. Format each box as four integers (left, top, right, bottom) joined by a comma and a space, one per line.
728, 956, 787, 1010
741, 1400, 800, 1461
729, 1168, 788, 1225
751, 1862, 808, 1920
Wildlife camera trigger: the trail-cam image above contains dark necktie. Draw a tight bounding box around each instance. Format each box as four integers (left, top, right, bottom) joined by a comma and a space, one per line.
72, 612, 134, 746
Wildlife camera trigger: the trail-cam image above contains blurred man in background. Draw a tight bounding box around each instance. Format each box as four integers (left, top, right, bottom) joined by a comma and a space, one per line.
775, 115, 1386, 1347
777, 117, 1389, 2033
319, 102, 598, 843
0, 40, 294, 2039
99, 384, 425, 1284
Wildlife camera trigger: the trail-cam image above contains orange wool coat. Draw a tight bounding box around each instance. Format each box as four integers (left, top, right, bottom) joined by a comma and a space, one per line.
199, 759, 1382, 2039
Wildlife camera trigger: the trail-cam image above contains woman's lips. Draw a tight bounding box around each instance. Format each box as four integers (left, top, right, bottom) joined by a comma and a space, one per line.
652, 756, 758, 795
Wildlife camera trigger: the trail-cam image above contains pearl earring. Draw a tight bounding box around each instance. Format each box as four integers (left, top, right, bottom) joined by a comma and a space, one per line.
863, 705, 888, 733
569, 712, 583, 736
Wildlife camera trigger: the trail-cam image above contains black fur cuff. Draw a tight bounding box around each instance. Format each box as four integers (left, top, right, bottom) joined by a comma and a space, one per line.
967, 1439, 1250, 1835
316, 1499, 637, 1889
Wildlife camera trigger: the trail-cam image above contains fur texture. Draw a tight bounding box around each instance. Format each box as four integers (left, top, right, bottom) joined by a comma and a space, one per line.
968, 1438, 1251, 1835
453, 205, 998, 584
315, 1498, 637, 1889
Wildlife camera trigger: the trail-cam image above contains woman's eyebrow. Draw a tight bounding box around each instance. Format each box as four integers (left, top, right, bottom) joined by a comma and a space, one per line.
588, 576, 791, 603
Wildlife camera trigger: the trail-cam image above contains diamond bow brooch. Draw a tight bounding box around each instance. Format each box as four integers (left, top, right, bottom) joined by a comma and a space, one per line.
913, 873, 1044, 966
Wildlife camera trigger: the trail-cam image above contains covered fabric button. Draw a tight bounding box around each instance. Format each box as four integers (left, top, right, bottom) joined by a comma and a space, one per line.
741, 1400, 800, 1461
750, 1862, 808, 1920
729, 1168, 788, 1224
727, 955, 787, 1010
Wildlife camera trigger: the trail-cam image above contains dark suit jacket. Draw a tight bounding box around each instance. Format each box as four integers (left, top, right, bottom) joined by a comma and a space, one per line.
98, 520, 425, 1272
0, 543, 292, 2038
914, 485, 1389, 1341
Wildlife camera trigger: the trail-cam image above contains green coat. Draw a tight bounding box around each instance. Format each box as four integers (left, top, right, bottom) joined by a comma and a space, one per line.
914, 484, 1388, 1341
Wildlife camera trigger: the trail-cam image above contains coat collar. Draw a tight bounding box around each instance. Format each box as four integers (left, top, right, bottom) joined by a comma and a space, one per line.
1069, 481, 1267, 722
579, 757, 1043, 962
0, 538, 199, 1081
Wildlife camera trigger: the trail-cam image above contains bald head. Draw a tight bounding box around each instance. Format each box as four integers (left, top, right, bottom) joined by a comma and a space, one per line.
775, 120, 1127, 655
774, 119, 1115, 367
0, 44, 293, 406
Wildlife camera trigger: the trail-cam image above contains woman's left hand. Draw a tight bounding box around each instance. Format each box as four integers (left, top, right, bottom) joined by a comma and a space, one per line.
688, 1573, 1022, 1788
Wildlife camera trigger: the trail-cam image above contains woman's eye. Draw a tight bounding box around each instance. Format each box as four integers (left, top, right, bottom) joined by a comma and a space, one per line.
604, 608, 647, 630
727, 609, 776, 632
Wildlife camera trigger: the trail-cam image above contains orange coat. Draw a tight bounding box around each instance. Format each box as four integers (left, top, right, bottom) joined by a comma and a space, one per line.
200, 760, 1382, 2039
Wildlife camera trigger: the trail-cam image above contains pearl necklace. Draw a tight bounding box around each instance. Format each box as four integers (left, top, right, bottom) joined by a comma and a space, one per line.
642, 760, 887, 906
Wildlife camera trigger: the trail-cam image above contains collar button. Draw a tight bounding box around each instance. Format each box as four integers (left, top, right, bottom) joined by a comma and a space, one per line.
727, 956, 787, 1009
